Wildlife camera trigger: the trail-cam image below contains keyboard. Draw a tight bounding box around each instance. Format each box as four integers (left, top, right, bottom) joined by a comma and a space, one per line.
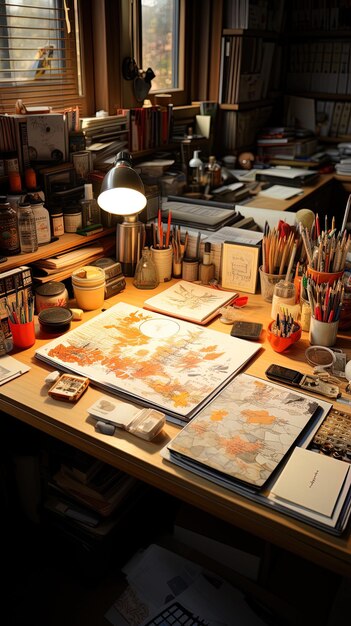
141, 600, 208, 626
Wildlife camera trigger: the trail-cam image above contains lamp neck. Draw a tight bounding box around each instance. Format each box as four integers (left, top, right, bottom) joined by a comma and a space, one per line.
123, 213, 139, 223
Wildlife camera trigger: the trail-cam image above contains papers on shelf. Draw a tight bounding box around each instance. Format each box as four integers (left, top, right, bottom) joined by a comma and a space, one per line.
105, 543, 267, 626
0, 354, 30, 385
257, 184, 304, 200
35, 302, 261, 425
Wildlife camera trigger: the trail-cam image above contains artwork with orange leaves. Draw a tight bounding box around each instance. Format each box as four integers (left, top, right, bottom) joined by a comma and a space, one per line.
167, 373, 321, 488
35, 302, 260, 423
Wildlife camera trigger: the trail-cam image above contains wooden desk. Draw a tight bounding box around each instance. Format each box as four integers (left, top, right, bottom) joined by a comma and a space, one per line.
244, 173, 335, 214
1, 279, 350, 577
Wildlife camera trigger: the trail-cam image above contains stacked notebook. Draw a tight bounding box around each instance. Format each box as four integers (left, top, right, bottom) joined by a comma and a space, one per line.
163, 373, 351, 535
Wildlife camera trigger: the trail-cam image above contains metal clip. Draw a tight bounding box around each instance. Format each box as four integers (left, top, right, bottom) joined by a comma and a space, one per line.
299, 374, 340, 399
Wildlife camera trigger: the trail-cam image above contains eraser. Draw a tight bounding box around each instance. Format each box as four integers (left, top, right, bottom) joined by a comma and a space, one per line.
95, 421, 115, 435
70, 308, 83, 320
45, 370, 61, 384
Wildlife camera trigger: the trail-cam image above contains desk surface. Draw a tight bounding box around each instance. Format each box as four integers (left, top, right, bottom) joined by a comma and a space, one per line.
1, 278, 351, 577
244, 173, 334, 211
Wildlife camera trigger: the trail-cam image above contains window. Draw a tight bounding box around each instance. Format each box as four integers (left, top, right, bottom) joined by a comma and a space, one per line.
0, 0, 84, 114
140, 0, 183, 93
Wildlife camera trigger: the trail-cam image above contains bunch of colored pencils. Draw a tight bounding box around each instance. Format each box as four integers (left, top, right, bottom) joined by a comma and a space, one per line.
306, 277, 344, 322
5, 291, 34, 324
300, 222, 350, 273
262, 228, 298, 278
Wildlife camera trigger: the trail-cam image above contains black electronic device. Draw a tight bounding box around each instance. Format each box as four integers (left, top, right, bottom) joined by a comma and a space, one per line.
265, 364, 304, 386
230, 320, 262, 340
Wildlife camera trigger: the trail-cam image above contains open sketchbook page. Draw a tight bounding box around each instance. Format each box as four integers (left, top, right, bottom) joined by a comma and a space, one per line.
35, 302, 260, 424
143, 281, 238, 324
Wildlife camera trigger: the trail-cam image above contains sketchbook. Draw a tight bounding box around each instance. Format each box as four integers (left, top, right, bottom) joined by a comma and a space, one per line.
166, 373, 324, 490
163, 375, 351, 533
143, 281, 238, 324
35, 302, 261, 425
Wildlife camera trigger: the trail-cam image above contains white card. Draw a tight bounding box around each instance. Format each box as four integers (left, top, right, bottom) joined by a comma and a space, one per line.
271, 447, 350, 518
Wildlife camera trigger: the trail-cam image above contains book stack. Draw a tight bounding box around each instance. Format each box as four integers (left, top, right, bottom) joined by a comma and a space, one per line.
164, 373, 351, 535
80, 113, 129, 169
256, 127, 319, 161
42, 449, 142, 554
30, 237, 116, 283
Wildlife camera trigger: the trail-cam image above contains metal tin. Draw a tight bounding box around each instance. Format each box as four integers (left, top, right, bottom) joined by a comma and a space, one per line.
38, 307, 72, 333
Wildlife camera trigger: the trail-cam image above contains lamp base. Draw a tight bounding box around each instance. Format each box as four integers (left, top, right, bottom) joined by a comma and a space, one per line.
116, 221, 145, 277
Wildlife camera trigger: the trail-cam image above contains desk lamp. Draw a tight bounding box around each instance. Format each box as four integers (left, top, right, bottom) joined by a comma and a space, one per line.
98, 151, 147, 276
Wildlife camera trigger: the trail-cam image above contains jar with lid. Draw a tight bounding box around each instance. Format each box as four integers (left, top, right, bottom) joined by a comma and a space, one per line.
64, 206, 82, 233
31, 197, 51, 244
17, 200, 38, 253
50, 209, 64, 237
0, 195, 20, 255
35, 281, 69, 313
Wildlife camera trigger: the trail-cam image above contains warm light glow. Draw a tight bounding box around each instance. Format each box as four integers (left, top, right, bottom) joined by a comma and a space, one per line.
98, 187, 147, 215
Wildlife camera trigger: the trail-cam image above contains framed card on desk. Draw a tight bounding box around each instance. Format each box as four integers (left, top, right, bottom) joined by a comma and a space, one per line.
221, 241, 260, 294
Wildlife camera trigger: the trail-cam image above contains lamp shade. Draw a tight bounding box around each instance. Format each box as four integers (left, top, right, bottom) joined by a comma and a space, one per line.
97, 151, 147, 216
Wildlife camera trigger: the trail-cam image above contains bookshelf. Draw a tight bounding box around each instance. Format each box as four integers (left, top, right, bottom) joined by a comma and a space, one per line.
216, 1, 287, 154
284, 2, 351, 142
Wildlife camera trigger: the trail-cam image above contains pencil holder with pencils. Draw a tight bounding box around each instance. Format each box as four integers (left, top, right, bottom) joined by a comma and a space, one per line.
306, 276, 343, 347
267, 319, 301, 353
9, 319, 36, 349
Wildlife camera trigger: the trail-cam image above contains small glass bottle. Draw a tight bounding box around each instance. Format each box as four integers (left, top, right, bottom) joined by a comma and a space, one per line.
31, 197, 51, 245
205, 155, 222, 190
81, 183, 101, 227
17, 201, 38, 253
133, 247, 159, 289
0, 195, 20, 255
188, 150, 204, 190
199, 242, 215, 285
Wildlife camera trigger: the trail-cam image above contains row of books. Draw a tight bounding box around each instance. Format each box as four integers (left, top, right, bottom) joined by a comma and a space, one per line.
219, 105, 273, 151
114, 105, 174, 153
290, 1, 351, 32
219, 35, 277, 104
286, 40, 351, 95
223, 0, 286, 33
317, 100, 351, 139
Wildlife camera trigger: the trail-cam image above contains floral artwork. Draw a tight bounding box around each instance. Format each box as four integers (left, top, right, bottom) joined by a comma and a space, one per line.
168, 373, 320, 487
35, 302, 260, 422
143, 280, 238, 324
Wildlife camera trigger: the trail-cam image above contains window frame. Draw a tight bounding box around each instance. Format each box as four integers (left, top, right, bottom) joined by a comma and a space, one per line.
0, 0, 92, 116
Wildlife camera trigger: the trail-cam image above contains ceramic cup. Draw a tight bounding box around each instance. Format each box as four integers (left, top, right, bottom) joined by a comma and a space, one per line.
151, 246, 173, 282
309, 318, 339, 347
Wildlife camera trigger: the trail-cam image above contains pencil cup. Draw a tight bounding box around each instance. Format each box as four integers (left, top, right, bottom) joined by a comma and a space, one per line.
9, 319, 36, 349
259, 266, 286, 303
309, 318, 339, 347
151, 246, 173, 282
307, 267, 344, 286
